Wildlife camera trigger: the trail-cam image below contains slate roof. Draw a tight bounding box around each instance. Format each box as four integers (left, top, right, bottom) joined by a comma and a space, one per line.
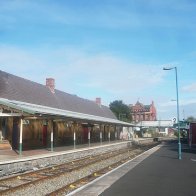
131, 101, 151, 112
0, 70, 116, 120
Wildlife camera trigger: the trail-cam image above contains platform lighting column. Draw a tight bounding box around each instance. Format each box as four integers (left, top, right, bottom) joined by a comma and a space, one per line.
163, 66, 181, 160
51, 120, 54, 152
19, 118, 23, 155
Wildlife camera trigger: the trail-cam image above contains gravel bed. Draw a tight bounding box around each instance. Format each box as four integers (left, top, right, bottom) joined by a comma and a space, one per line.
4, 148, 144, 196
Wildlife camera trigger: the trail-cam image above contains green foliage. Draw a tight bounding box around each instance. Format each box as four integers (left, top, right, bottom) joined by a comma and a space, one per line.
186, 116, 196, 122
109, 100, 131, 122
174, 130, 178, 137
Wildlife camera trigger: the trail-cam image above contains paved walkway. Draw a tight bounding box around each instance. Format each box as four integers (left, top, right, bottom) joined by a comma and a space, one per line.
70, 141, 196, 196
0, 140, 127, 163
0, 138, 155, 163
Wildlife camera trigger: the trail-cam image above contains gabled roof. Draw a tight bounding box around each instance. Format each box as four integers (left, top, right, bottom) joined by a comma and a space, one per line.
131, 101, 151, 112
0, 98, 133, 125
0, 70, 134, 126
0, 70, 116, 119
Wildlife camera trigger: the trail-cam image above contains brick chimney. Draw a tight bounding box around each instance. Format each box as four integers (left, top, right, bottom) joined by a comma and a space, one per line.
46, 78, 55, 93
95, 97, 101, 107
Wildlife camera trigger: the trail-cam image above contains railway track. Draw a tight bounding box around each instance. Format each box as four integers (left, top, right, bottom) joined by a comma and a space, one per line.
47, 150, 142, 196
0, 142, 159, 196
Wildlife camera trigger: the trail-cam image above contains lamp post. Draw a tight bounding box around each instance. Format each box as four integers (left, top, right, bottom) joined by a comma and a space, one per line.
163, 66, 181, 160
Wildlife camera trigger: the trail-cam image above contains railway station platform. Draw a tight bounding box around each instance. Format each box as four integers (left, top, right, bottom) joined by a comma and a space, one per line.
0, 139, 142, 177
0, 140, 126, 162
70, 141, 196, 196
0, 137, 167, 178
0, 138, 156, 163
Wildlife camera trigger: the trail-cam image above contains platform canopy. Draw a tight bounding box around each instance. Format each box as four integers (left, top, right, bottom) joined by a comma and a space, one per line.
0, 98, 134, 126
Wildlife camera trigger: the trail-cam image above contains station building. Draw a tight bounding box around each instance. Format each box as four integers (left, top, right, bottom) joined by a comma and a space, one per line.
0, 70, 132, 154
130, 101, 157, 122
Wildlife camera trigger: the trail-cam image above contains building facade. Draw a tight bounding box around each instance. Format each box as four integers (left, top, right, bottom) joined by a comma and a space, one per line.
130, 101, 157, 122
188, 122, 196, 147
0, 70, 132, 153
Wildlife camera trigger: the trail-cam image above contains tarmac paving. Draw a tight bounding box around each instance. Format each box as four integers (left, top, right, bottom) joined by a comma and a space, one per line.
0, 138, 152, 163
0, 140, 123, 163
70, 141, 196, 196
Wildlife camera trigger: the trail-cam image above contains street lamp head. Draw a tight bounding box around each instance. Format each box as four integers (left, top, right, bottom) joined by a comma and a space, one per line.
163, 67, 175, 70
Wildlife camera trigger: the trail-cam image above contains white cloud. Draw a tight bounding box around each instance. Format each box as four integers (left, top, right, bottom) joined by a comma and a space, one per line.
43, 0, 196, 29
0, 44, 195, 119
182, 83, 196, 92
0, 44, 163, 95
0, 45, 50, 85
159, 101, 177, 107
54, 52, 164, 95
159, 98, 196, 107
180, 99, 196, 106
2, 0, 194, 31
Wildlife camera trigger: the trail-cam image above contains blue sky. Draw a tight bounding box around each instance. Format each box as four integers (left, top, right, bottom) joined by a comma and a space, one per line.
0, 0, 196, 120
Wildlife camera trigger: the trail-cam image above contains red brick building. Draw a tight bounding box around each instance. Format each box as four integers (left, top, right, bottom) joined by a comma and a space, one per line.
188, 122, 196, 147
130, 101, 157, 122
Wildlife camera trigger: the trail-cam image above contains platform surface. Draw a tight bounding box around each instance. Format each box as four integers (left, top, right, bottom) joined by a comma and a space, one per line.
0, 140, 129, 164
70, 141, 196, 196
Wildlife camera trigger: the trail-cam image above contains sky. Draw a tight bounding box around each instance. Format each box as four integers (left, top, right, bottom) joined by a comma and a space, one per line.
0, 0, 196, 120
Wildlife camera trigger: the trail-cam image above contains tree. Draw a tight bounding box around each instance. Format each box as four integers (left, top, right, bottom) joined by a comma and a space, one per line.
186, 116, 196, 122
109, 100, 131, 122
